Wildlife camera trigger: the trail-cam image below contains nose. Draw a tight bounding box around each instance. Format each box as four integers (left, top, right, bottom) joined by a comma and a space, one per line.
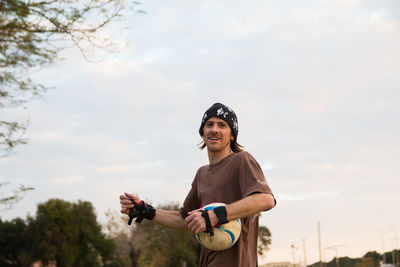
210, 124, 219, 132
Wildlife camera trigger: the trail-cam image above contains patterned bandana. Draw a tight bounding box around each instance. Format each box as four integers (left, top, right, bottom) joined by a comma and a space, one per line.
199, 103, 239, 142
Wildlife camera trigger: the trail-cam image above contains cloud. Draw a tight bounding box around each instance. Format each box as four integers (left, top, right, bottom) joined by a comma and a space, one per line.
48, 175, 83, 185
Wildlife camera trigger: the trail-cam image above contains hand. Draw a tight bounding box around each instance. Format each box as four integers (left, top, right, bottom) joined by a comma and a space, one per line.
185, 209, 219, 235
119, 192, 141, 215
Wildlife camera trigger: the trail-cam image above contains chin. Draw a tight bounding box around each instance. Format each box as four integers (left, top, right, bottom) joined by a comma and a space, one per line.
206, 145, 228, 153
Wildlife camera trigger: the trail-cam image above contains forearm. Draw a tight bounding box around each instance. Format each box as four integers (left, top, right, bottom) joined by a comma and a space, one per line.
153, 209, 189, 232
225, 193, 275, 221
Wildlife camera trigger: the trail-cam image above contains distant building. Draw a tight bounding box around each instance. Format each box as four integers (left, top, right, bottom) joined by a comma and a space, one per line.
260, 262, 300, 267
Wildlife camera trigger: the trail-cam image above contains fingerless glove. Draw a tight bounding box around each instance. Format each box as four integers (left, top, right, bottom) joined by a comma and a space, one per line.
128, 200, 156, 225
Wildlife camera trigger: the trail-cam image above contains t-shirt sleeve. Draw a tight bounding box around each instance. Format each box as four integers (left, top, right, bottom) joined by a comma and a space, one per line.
180, 171, 201, 219
238, 152, 275, 202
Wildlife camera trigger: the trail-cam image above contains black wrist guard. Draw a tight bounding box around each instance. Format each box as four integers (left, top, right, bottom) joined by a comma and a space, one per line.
128, 200, 156, 225
201, 210, 214, 236
213, 206, 228, 224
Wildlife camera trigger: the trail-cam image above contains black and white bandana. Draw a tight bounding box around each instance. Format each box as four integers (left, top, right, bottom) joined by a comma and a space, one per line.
199, 103, 239, 141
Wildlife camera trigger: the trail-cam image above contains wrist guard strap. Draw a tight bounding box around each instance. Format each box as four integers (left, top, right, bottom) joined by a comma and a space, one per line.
201, 210, 214, 236
128, 200, 156, 225
213, 206, 228, 224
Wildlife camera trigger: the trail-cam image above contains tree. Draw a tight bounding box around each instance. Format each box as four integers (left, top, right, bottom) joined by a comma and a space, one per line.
383, 249, 400, 265
258, 225, 272, 256
26, 198, 122, 267
308, 257, 363, 267
130, 203, 199, 267
363, 251, 381, 267
336, 256, 362, 267
105, 209, 134, 266
0, 0, 141, 155
0, 181, 33, 211
1, 0, 139, 214
0, 217, 30, 266
109, 203, 200, 267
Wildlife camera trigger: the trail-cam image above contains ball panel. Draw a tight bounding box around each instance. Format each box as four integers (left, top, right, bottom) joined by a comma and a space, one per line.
218, 226, 235, 247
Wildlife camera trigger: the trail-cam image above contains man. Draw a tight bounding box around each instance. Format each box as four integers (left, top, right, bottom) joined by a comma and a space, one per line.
120, 103, 276, 266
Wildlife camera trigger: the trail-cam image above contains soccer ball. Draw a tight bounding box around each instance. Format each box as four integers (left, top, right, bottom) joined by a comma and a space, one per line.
195, 203, 241, 251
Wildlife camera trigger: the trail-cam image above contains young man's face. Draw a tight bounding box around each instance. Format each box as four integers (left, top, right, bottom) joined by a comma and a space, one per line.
202, 117, 234, 153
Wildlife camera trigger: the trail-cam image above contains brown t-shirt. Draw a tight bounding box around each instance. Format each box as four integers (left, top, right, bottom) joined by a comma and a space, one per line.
180, 151, 274, 267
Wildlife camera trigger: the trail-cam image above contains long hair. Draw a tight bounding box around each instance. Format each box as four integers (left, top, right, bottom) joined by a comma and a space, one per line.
198, 139, 244, 153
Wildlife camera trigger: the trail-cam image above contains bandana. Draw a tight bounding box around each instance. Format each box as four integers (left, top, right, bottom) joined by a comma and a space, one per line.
199, 103, 239, 142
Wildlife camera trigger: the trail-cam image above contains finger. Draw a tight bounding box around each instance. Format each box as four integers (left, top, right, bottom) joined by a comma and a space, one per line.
195, 221, 206, 235
187, 211, 200, 220
188, 208, 202, 215
188, 219, 203, 234
191, 223, 202, 235
120, 199, 133, 205
188, 220, 200, 233
186, 213, 201, 226
195, 228, 204, 235
124, 192, 141, 202
120, 200, 134, 207
121, 204, 134, 210
185, 213, 193, 220
185, 214, 196, 225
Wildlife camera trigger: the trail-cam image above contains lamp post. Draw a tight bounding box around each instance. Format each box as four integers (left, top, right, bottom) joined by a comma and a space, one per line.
391, 226, 398, 267
325, 245, 348, 267
301, 239, 307, 267
291, 243, 298, 267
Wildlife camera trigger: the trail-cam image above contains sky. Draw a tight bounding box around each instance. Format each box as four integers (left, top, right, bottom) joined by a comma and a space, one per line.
1, 0, 400, 265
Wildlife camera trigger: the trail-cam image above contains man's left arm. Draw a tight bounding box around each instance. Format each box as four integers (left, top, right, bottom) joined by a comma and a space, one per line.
225, 192, 275, 221
186, 193, 275, 235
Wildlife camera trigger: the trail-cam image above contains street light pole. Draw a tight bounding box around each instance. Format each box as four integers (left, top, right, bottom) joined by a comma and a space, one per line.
391, 225, 398, 267
301, 239, 307, 267
291, 243, 298, 266
382, 230, 387, 264
325, 245, 348, 267
318, 222, 323, 267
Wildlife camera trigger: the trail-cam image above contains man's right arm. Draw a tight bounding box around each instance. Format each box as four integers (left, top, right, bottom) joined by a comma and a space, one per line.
120, 192, 188, 232
153, 209, 188, 231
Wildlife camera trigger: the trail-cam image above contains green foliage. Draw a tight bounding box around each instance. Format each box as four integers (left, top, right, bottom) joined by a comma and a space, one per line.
307, 257, 362, 267
0, 119, 28, 156
258, 225, 272, 256
0, 198, 122, 266
308, 250, 400, 267
335, 257, 362, 267
26, 198, 120, 267
0, 218, 30, 266
0, 0, 141, 154
108, 232, 134, 267
383, 249, 400, 264
363, 251, 381, 267
0, 181, 34, 211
